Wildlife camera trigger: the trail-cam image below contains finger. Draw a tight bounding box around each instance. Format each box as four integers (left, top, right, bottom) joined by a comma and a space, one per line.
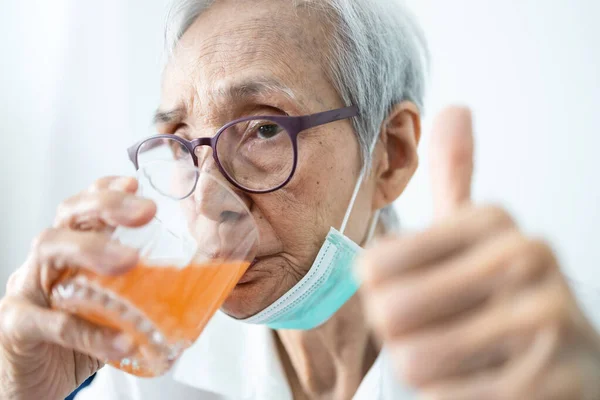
27, 228, 138, 302
364, 232, 554, 338
33, 228, 139, 274
416, 370, 498, 400
0, 297, 136, 361
387, 276, 566, 387
430, 106, 474, 220
418, 327, 563, 400
89, 176, 138, 193
417, 365, 581, 400
527, 360, 585, 400
54, 191, 156, 230
357, 205, 515, 286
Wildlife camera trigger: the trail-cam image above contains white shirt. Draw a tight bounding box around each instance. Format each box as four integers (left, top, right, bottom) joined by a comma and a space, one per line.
75, 283, 600, 400
76, 312, 415, 400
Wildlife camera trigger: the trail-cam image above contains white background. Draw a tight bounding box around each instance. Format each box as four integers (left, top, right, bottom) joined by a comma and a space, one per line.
400, 0, 600, 290
1, 0, 599, 311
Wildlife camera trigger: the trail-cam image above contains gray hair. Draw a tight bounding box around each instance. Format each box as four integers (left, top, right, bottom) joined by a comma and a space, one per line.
164, 0, 429, 233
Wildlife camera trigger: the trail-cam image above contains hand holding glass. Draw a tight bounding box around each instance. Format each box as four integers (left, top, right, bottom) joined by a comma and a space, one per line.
51, 161, 258, 377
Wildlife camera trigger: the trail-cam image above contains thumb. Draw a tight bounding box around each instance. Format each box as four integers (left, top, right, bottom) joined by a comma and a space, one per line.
429, 106, 475, 220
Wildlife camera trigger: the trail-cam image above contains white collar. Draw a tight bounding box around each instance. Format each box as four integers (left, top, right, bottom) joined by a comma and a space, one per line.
173, 311, 292, 399
172, 312, 414, 399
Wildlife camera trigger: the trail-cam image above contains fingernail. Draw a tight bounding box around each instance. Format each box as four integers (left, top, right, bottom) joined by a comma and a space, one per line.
363, 296, 383, 327
112, 334, 135, 355
353, 256, 371, 284
109, 177, 135, 191
105, 242, 138, 266
123, 197, 153, 218
394, 346, 410, 373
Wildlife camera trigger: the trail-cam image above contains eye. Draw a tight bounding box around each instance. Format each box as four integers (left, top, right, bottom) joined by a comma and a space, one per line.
167, 139, 189, 161
256, 123, 283, 140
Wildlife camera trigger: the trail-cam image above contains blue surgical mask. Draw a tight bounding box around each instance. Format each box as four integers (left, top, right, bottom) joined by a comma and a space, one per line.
239, 134, 381, 330
239, 227, 362, 329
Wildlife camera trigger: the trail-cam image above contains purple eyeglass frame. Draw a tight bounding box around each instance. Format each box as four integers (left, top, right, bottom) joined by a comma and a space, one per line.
127, 105, 359, 194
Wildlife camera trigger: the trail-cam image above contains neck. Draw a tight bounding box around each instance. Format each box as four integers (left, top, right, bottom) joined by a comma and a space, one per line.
275, 292, 380, 400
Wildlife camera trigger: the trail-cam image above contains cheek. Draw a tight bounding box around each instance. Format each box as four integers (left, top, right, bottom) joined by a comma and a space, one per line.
296, 127, 362, 225
250, 127, 361, 253
251, 189, 322, 258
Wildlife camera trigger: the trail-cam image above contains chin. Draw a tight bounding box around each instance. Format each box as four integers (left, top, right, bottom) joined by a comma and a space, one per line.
220, 280, 267, 319
220, 257, 299, 319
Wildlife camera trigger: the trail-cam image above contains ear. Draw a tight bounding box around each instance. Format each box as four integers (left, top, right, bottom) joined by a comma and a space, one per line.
371, 101, 421, 210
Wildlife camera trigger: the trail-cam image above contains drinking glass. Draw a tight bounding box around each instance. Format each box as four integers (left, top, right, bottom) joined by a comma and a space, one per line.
51, 161, 258, 377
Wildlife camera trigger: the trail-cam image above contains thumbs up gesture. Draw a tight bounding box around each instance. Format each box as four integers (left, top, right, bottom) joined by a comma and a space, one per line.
359, 107, 600, 399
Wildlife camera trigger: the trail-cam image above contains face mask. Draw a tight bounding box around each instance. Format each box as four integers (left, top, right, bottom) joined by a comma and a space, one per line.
239, 133, 380, 330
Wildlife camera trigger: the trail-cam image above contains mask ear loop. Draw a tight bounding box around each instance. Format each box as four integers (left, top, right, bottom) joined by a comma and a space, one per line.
364, 209, 381, 244
340, 130, 382, 236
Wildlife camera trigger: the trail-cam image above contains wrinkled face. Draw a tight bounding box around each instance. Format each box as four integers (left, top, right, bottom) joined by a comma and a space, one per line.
157, 0, 378, 318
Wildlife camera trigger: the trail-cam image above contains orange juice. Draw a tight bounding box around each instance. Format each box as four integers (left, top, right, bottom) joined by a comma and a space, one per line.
51, 260, 250, 377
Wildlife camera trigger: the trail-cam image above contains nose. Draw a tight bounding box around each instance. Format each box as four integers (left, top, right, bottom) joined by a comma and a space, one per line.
186, 173, 257, 262
192, 173, 250, 223
192, 146, 252, 222
184, 148, 257, 261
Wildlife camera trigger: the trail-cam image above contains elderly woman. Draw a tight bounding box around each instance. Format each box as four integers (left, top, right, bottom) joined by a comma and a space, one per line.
2, 0, 600, 399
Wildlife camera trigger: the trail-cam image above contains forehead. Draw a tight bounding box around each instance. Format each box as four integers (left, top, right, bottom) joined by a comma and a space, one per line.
162, 0, 335, 110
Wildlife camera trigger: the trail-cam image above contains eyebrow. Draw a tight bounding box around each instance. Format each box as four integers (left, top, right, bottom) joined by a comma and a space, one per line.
215, 78, 296, 100
152, 78, 297, 125
153, 108, 186, 125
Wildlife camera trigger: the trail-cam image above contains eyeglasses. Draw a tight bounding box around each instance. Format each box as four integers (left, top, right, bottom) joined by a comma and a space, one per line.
127, 105, 359, 196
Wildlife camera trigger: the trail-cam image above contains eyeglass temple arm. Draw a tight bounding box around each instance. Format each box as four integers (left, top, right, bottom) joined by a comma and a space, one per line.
298, 105, 359, 131
127, 142, 141, 170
